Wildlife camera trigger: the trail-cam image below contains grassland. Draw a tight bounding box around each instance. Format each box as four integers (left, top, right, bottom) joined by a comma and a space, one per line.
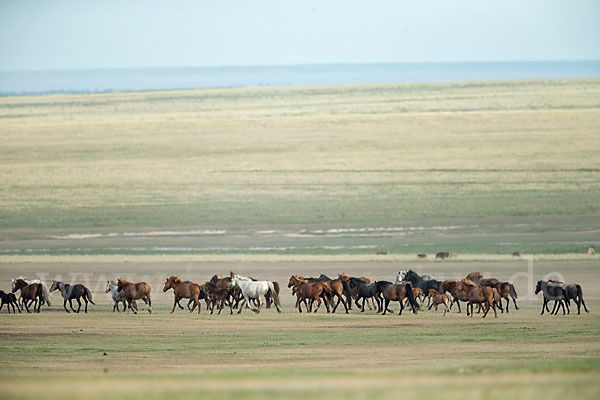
1, 79, 600, 398
0, 259, 599, 400
1, 79, 599, 255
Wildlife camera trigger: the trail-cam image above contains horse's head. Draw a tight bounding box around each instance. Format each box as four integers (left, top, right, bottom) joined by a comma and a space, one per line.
12, 279, 27, 292
163, 278, 173, 292
117, 278, 130, 292
288, 275, 301, 288
535, 280, 542, 294
105, 281, 113, 293
338, 273, 350, 281
49, 281, 61, 292
229, 275, 239, 289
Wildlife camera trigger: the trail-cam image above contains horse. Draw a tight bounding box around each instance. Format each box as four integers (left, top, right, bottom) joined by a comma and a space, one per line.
348, 277, 381, 312
588, 247, 595, 256
11, 276, 48, 308
461, 279, 499, 318
450, 253, 458, 258
288, 275, 329, 313
320, 277, 352, 313
439, 280, 474, 313
512, 251, 521, 257
229, 273, 281, 314
209, 274, 242, 310
250, 277, 280, 309
11, 279, 51, 313
548, 280, 589, 315
427, 289, 452, 316
117, 278, 152, 314
403, 270, 441, 305
163, 276, 203, 314
105, 281, 127, 312
417, 253, 427, 259
0, 290, 21, 313
535, 280, 569, 315
435, 252, 449, 259
49, 281, 95, 313
204, 281, 233, 314
479, 278, 519, 313
375, 281, 418, 315
338, 273, 376, 311
465, 272, 484, 285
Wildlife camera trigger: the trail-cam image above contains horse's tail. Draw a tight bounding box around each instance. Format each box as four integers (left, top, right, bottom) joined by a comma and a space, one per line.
492, 288, 500, 305
405, 283, 419, 313
272, 281, 280, 295
508, 283, 518, 299
84, 287, 96, 304
268, 281, 281, 309
41, 283, 52, 306
341, 280, 352, 301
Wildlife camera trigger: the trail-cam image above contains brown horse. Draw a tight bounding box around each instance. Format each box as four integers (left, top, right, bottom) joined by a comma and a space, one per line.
204, 281, 233, 314
288, 275, 330, 313
439, 280, 471, 313
163, 276, 203, 314
321, 278, 351, 313
465, 272, 484, 285
375, 281, 418, 315
427, 289, 452, 316
11, 279, 50, 313
461, 279, 499, 318
435, 252, 450, 259
479, 279, 518, 313
118, 278, 152, 314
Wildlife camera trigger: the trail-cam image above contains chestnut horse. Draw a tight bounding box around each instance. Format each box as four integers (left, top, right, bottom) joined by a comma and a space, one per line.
461, 279, 499, 318
11, 279, 51, 313
163, 276, 203, 314
118, 278, 152, 314
288, 275, 330, 313
439, 280, 470, 313
427, 289, 452, 316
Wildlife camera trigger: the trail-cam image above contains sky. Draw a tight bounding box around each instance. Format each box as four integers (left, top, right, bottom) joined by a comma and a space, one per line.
0, 0, 599, 71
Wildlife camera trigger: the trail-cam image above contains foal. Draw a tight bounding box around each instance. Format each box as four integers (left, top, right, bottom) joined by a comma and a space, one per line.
427, 289, 452, 316
0, 290, 21, 313
50, 281, 95, 313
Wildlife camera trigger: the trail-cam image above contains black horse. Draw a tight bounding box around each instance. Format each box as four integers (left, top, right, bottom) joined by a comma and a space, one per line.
403, 270, 441, 300
348, 277, 381, 312
0, 290, 21, 313
535, 280, 568, 315
374, 281, 419, 315
49, 281, 95, 313
548, 280, 589, 315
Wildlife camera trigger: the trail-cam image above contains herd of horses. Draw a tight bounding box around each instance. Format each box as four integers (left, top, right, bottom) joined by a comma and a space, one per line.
2, 270, 589, 317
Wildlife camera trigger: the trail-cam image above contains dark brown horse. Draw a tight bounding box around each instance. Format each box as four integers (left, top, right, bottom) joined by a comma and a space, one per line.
435, 252, 450, 259
118, 278, 152, 314
11, 279, 51, 313
548, 280, 589, 314
479, 279, 518, 313
338, 273, 376, 311
0, 290, 21, 313
535, 280, 568, 315
163, 276, 203, 314
375, 281, 418, 315
461, 279, 499, 318
204, 281, 233, 314
288, 275, 330, 313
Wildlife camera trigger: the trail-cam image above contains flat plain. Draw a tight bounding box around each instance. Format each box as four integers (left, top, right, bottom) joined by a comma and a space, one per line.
1, 79, 599, 399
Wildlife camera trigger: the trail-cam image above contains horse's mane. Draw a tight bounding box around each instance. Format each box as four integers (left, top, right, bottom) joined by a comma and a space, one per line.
461, 278, 477, 287
168, 275, 183, 284
117, 278, 132, 285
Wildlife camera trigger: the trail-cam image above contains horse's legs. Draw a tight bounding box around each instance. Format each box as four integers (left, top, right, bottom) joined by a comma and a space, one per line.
354, 296, 362, 310
83, 296, 89, 313
69, 299, 77, 313
398, 299, 404, 315
75, 298, 82, 313
313, 297, 321, 313
237, 297, 247, 314
171, 296, 179, 313
541, 298, 546, 315
339, 293, 349, 314
582, 297, 589, 313
63, 299, 70, 313
113, 301, 117, 312
361, 297, 367, 313
297, 297, 303, 313
382, 298, 390, 315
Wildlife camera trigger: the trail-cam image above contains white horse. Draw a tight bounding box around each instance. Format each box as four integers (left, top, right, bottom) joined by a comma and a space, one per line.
229, 273, 281, 314
11, 276, 52, 307
105, 281, 127, 312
